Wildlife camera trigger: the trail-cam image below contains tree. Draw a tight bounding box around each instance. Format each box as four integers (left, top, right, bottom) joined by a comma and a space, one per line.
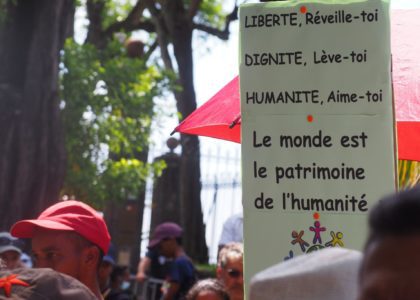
146, 0, 238, 262
60, 38, 168, 207
0, 0, 238, 263
0, 0, 74, 229
81, 0, 238, 262
60, 34, 170, 270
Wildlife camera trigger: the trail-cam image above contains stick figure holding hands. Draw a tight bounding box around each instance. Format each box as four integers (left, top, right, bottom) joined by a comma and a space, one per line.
325, 231, 344, 247
291, 230, 310, 252
310, 221, 326, 244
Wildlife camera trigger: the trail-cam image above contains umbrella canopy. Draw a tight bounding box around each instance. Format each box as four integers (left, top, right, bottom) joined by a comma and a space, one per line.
173, 76, 241, 143
392, 9, 420, 162
174, 9, 420, 162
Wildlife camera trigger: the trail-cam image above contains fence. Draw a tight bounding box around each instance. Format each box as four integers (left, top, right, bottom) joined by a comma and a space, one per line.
131, 276, 165, 300
141, 138, 242, 263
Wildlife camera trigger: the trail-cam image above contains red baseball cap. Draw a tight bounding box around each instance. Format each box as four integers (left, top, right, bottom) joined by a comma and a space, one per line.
10, 200, 111, 254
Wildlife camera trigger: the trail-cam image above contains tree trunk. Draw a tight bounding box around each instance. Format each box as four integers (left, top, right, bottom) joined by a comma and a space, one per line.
162, 0, 208, 263
0, 0, 73, 229
151, 152, 182, 229
85, 0, 107, 49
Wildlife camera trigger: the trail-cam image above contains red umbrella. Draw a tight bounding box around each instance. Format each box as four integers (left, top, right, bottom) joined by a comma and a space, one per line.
173, 76, 241, 143
174, 9, 420, 162
392, 9, 420, 162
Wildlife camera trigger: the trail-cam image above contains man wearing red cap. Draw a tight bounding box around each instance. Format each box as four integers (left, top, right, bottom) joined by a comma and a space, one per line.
10, 200, 111, 300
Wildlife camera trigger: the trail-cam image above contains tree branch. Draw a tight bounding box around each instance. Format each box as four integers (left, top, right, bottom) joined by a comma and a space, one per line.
143, 40, 158, 62
192, 23, 229, 40
85, 0, 106, 47
110, 20, 156, 34
104, 1, 153, 35
145, 0, 174, 71
192, 3, 238, 41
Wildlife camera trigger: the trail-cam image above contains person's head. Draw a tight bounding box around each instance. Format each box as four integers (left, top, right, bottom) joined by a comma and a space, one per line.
358, 186, 420, 300
0, 232, 23, 270
20, 252, 33, 268
186, 278, 230, 300
0, 267, 97, 299
110, 265, 130, 290
98, 255, 115, 290
249, 247, 362, 300
0, 258, 6, 270
217, 243, 243, 300
10, 200, 110, 288
148, 222, 183, 258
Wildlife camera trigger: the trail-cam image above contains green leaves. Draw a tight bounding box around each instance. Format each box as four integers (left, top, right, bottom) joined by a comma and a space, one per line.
195, 0, 225, 28
102, 0, 135, 30
60, 38, 170, 207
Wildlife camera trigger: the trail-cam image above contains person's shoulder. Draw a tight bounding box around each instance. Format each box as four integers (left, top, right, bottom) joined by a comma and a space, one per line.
175, 255, 193, 265
174, 255, 195, 273
226, 212, 243, 223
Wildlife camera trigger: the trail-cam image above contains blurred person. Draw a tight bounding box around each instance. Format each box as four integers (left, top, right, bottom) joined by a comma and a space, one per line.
186, 278, 229, 300
216, 243, 243, 300
136, 247, 171, 300
0, 258, 5, 270
0, 267, 97, 299
105, 265, 132, 300
135, 254, 150, 283
0, 232, 24, 270
20, 252, 33, 268
249, 247, 362, 300
10, 200, 111, 299
136, 247, 170, 281
218, 213, 243, 253
149, 222, 196, 300
99, 254, 115, 298
358, 186, 420, 300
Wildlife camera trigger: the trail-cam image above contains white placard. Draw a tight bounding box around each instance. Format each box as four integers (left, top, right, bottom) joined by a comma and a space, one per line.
239, 0, 396, 297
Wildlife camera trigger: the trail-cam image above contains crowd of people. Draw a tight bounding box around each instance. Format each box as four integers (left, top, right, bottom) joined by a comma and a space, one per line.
134, 221, 244, 300
0, 198, 244, 300
1, 186, 420, 299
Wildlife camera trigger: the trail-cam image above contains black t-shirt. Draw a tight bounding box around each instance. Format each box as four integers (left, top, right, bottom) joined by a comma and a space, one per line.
146, 249, 172, 279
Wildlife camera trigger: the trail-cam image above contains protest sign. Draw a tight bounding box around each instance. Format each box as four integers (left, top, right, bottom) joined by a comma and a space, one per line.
239, 0, 396, 295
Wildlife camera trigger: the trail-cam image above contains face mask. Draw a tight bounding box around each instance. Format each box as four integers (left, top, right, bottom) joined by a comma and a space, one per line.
120, 281, 130, 290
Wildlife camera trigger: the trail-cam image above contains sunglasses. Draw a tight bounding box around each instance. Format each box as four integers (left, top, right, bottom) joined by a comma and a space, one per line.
226, 268, 243, 279
0, 236, 24, 249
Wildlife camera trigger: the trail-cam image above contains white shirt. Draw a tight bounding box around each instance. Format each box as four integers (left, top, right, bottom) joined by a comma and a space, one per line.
218, 213, 243, 246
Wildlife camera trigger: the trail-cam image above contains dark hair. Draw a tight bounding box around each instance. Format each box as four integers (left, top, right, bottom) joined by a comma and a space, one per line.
186, 279, 229, 300
110, 265, 129, 283
366, 186, 420, 247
